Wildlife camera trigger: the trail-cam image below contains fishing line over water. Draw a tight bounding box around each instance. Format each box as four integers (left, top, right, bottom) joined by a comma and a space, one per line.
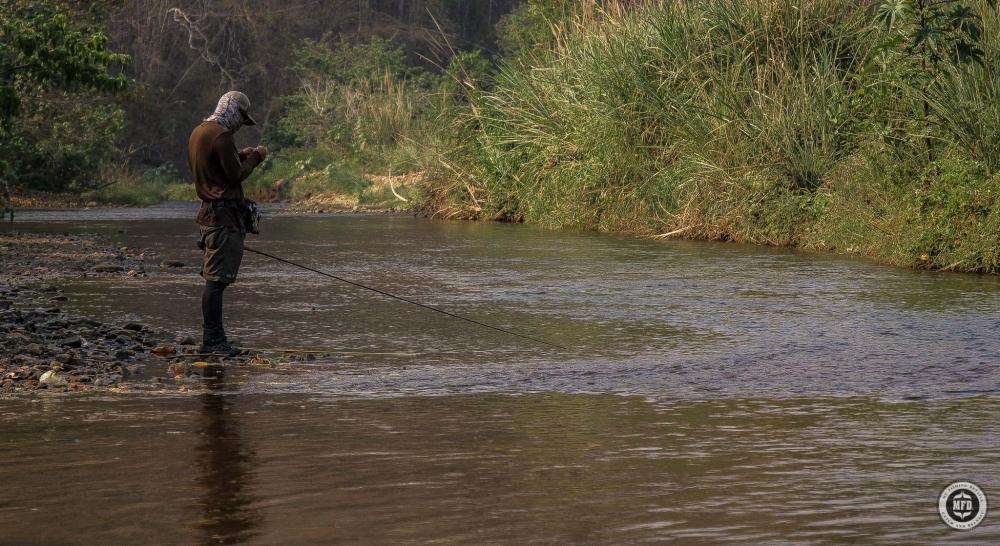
245, 246, 568, 351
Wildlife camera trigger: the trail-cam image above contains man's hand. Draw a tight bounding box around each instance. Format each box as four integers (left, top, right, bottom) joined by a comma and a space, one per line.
254, 145, 268, 161
238, 145, 267, 164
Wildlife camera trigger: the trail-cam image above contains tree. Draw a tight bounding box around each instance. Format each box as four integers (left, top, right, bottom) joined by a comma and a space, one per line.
0, 0, 128, 214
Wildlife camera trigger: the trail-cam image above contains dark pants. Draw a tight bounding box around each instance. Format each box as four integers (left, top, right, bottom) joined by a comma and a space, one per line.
199, 225, 245, 284
199, 225, 243, 344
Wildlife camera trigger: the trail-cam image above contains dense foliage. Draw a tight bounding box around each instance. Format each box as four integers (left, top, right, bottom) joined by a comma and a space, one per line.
423, 0, 1000, 274
0, 1, 127, 197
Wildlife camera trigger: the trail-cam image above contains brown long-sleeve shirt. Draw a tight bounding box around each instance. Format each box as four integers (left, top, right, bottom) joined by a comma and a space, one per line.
188, 120, 262, 228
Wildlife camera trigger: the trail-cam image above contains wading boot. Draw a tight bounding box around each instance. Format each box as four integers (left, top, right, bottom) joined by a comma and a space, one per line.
200, 326, 241, 357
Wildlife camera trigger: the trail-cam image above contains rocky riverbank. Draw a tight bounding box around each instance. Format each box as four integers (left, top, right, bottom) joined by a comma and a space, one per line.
0, 285, 187, 393
0, 231, 289, 394
0, 232, 170, 393
0, 230, 197, 393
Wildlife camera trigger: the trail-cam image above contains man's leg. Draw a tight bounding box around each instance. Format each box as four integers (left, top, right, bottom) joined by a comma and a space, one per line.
201, 279, 228, 348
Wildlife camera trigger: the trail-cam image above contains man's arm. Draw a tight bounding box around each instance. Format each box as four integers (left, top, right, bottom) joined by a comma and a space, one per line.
215, 132, 262, 185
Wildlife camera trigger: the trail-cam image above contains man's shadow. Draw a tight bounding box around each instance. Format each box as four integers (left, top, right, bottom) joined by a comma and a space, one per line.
195, 365, 261, 545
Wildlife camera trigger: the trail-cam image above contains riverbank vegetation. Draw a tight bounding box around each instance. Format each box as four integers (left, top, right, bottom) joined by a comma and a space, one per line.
1, 0, 514, 210
423, 0, 1000, 274
2, 0, 998, 274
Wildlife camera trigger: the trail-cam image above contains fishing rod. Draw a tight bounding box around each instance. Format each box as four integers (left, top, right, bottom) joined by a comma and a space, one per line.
244, 246, 568, 351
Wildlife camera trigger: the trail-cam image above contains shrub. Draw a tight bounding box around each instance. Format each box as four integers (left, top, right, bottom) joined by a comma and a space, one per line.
908, 158, 1000, 273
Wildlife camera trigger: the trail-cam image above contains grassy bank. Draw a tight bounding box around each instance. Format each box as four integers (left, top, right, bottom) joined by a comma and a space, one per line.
421, 0, 1000, 274
75, 148, 421, 212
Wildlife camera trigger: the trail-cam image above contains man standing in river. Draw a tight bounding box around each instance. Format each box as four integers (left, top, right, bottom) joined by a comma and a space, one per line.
188, 91, 267, 355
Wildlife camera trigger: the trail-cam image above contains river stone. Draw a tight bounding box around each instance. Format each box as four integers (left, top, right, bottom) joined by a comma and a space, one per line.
115, 349, 134, 359
24, 343, 43, 356
49, 295, 68, 302
160, 260, 185, 268
59, 336, 83, 348
6, 332, 30, 344
93, 263, 123, 273
123, 322, 144, 332
39, 371, 67, 386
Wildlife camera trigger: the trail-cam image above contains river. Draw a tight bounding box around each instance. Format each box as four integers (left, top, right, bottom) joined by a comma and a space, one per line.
2, 203, 998, 543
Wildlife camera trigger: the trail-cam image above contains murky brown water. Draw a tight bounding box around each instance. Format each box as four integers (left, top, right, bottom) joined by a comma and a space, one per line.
2, 203, 999, 543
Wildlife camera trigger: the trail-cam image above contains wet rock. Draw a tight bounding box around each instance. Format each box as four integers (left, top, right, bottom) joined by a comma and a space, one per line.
123, 322, 144, 332
93, 263, 123, 273
150, 346, 176, 356
49, 295, 68, 302
160, 260, 185, 268
11, 357, 34, 368
40, 285, 59, 293
176, 335, 197, 346
115, 349, 134, 359
24, 343, 43, 356
58, 336, 83, 348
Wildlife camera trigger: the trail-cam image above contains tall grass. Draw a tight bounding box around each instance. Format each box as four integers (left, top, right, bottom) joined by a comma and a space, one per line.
423, 0, 1000, 274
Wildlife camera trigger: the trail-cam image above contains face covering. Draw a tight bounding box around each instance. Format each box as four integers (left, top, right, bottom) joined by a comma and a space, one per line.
205, 91, 251, 131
